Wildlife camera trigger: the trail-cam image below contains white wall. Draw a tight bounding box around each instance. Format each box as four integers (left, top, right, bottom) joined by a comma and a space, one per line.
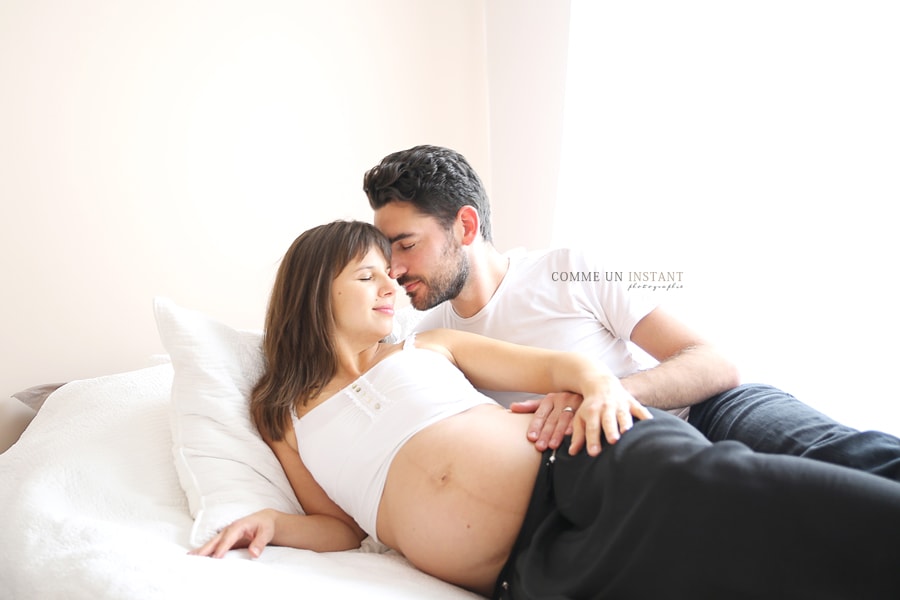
0, 0, 491, 395
484, 0, 571, 252
555, 1, 900, 433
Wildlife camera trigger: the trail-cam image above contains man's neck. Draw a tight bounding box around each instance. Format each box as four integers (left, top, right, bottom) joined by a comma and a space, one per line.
449, 243, 509, 319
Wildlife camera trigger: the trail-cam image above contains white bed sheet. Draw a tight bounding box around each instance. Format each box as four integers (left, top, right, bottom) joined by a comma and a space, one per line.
0, 364, 480, 600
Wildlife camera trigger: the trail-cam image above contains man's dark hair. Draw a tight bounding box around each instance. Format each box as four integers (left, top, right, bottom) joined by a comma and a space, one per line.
363, 145, 493, 242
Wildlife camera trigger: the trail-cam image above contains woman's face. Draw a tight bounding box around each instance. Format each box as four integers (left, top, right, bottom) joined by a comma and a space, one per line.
331, 246, 398, 343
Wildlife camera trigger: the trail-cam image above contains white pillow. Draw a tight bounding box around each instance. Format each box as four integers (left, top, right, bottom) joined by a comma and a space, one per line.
153, 297, 303, 547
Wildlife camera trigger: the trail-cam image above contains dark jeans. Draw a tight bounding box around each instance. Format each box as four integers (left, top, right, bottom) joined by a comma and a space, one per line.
688, 383, 900, 482
495, 409, 900, 600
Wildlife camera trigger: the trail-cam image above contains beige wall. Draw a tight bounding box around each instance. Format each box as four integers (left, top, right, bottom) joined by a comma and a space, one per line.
484, 0, 570, 252
1, 0, 573, 396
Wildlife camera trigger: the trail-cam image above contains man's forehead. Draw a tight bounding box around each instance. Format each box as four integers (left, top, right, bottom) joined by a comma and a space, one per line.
374, 202, 439, 235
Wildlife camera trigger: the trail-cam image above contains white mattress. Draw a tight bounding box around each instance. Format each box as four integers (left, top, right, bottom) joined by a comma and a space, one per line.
0, 364, 479, 599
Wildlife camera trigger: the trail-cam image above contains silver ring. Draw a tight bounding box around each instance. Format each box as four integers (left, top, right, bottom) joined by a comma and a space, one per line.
562, 406, 575, 414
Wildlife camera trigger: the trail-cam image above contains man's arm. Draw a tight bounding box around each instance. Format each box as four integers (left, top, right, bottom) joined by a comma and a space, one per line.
513, 307, 739, 449
622, 307, 740, 410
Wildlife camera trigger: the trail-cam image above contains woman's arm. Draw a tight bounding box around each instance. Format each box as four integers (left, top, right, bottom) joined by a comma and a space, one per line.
416, 329, 652, 456
189, 508, 364, 558
191, 424, 367, 558
268, 431, 367, 542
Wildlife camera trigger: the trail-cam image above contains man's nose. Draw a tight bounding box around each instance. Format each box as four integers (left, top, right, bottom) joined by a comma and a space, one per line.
389, 258, 406, 279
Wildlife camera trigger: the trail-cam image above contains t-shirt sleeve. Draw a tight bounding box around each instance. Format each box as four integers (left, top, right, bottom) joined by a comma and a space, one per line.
566, 248, 659, 342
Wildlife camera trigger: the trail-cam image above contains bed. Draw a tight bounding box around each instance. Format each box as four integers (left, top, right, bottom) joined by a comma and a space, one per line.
0, 298, 479, 599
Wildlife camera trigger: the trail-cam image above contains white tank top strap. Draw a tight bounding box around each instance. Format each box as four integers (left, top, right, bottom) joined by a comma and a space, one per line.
402, 333, 417, 350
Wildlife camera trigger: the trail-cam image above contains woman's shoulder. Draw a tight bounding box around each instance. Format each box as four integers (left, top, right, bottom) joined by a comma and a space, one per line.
403, 330, 456, 360
412, 329, 496, 368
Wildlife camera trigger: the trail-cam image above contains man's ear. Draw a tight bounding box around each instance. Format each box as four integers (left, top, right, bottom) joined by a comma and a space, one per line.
456, 205, 480, 246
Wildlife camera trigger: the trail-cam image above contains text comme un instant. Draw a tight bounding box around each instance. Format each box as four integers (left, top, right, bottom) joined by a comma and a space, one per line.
551, 271, 683, 283
551, 271, 684, 291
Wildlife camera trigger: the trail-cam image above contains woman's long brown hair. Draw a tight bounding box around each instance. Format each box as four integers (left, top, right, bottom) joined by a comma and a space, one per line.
251, 220, 392, 441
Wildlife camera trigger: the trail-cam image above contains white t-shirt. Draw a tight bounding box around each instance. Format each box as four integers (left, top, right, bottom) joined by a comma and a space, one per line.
413, 247, 661, 409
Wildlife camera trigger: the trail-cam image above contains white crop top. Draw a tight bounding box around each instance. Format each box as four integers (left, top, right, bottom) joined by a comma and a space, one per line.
292, 335, 497, 543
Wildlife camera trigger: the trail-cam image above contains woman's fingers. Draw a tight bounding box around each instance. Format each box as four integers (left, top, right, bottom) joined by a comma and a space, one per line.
188, 511, 277, 559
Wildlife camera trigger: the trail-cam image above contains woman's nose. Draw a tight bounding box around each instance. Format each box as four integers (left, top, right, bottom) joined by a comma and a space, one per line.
380, 276, 397, 296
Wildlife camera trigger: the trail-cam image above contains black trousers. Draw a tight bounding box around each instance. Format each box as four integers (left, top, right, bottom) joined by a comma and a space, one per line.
689, 383, 900, 482
494, 409, 900, 600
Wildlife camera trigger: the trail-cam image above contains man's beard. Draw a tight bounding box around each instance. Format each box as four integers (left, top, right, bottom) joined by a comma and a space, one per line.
401, 242, 469, 311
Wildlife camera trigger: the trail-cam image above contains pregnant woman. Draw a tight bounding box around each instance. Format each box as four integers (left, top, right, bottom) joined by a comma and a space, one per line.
193, 220, 900, 599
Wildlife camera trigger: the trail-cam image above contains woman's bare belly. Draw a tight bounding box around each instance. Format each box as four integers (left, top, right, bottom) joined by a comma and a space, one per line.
376, 405, 543, 596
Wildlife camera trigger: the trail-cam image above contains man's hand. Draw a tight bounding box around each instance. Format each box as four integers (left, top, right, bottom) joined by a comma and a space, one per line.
510, 383, 652, 456
510, 392, 583, 451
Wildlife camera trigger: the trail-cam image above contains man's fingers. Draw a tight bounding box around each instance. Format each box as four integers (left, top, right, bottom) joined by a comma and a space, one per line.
510, 399, 542, 414
526, 397, 557, 444
546, 406, 577, 450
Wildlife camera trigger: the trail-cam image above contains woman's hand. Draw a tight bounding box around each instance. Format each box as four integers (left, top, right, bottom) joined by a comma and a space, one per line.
568, 377, 653, 457
189, 509, 280, 559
